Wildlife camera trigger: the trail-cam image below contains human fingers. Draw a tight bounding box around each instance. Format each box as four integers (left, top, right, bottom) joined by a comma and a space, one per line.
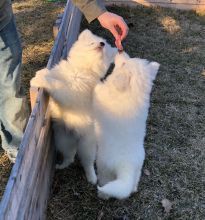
109, 25, 120, 41
109, 25, 124, 50
116, 18, 129, 40
115, 39, 123, 50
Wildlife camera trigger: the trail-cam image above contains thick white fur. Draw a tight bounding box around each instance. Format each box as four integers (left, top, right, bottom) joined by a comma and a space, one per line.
30, 29, 117, 184
93, 52, 160, 199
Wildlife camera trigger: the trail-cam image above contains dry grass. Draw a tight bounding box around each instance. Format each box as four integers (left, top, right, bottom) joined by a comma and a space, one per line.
0, 1, 205, 219
0, 150, 12, 199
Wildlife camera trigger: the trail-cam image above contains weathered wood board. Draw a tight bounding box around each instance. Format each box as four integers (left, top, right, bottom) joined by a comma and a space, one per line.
105, 0, 205, 10
0, 89, 50, 220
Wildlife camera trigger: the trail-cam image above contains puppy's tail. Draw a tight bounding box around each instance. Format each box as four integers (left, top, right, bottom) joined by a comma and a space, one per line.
98, 169, 138, 200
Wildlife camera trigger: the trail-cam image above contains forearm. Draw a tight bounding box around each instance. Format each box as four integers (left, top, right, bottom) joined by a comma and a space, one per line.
71, 0, 107, 23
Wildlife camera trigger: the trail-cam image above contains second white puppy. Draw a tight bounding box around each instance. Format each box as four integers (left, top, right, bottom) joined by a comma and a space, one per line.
93, 52, 160, 199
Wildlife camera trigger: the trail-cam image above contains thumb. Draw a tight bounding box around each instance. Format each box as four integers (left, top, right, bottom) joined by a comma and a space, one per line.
115, 39, 123, 50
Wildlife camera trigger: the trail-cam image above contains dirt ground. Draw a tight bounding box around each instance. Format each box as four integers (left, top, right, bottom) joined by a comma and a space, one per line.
0, 0, 205, 219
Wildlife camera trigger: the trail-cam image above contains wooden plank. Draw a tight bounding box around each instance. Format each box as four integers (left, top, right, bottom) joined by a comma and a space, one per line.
0, 89, 49, 219
29, 132, 54, 220
106, 0, 205, 10
47, 0, 73, 69
62, 6, 82, 58
17, 107, 51, 220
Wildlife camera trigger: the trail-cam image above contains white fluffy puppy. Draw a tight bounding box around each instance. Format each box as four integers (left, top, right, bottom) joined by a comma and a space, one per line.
93, 52, 160, 198
30, 29, 117, 184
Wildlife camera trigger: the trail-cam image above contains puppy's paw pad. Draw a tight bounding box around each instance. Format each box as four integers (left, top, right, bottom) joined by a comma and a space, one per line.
85, 166, 97, 184
55, 164, 67, 169
87, 172, 97, 185
97, 186, 109, 200
55, 159, 73, 169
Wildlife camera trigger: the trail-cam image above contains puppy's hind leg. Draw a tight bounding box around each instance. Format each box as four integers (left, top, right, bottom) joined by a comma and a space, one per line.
53, 122, 78, 169
77, 129, 97, 185
133, 150, 145, 192
133, 165, 143, 193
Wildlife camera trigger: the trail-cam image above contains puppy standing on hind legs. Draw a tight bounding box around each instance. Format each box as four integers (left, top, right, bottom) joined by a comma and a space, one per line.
77, 126, 98, 184
93, 51, 160, 199
30, 29, 117, 185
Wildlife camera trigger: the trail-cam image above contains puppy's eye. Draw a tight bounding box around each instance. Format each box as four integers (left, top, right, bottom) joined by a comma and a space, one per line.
100, 42, 105, 47
89, 42, 95, 46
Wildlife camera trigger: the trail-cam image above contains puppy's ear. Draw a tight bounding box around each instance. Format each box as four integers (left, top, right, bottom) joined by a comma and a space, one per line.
148, 62, 160, 81
78, 29, 92, 41
113, 72, 131, 91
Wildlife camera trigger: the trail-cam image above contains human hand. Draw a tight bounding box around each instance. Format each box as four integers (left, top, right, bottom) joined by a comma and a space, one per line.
97, 12, 129, 50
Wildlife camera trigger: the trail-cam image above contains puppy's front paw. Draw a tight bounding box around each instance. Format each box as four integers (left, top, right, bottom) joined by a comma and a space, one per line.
84, 165, 97, 185
30, 68, 49, 88
55, 158, 73, 169
84, 166, 97, 185
30, 76, 38, 88
97, 186, 110, 200
86, 171, 97, 185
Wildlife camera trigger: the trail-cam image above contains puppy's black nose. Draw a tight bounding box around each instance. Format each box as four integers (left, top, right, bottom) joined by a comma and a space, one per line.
100, 42, 105, 47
